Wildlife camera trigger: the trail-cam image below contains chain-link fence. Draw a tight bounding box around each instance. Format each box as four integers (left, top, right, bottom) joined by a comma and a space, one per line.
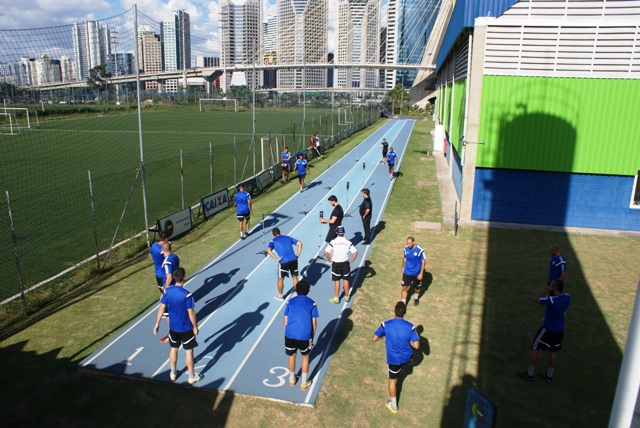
0, 7, 382, 307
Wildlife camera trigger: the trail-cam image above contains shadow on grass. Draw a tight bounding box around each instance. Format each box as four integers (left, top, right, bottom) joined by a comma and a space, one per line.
0, 340, 234, 426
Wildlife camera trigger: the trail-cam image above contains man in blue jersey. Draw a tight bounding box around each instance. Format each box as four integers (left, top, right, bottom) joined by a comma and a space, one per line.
148, 231, 169, 292
281, 147, 292, 183
518, 280, 571, 383
234, 184, 252, 239
372, 301, 420, 414
548, 244, 567, 285
401, 236, 426, 307
386, 146, 398, 179
283, 279, 318, 390
293, 153, 309, 192
158, 241, 180, 343
154, 267, 201, 385
267, 227, 303, 301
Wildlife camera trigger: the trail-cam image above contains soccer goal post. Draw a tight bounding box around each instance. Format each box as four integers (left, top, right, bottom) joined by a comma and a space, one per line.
338, 107, 353, 125
0, 113, 20, 135
199, 98, 238, 112
260, 133, 286, 172
1, 107, 31, 129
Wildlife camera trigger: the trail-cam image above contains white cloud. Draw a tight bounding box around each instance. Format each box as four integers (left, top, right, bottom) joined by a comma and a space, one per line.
0, 0, 114, 29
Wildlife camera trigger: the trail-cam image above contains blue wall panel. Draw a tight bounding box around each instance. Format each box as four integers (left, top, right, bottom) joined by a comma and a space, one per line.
452, 146, 463, 201
471, 168, 640, 231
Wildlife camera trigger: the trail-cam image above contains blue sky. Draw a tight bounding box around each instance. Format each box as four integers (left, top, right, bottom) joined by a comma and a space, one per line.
0, 0, 349, 56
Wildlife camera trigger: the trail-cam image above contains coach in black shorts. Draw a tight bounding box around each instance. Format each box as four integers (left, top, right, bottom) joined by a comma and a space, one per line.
325, 226, 357, 304
320, 195, 344, 247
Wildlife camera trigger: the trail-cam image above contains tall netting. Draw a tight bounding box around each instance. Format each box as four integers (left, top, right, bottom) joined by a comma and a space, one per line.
0, 6, 381, 304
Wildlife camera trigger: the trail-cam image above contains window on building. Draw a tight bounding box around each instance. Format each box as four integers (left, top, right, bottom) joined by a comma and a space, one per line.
631, 170, 640, 208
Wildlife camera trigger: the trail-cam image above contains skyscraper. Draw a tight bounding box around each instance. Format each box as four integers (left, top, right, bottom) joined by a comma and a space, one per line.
336, 0, 380, 89
219, 0, 262, 91
277, 0, 327, 89
137, 25, 163, 91
161, 10, 191, 93
262, 16, 277, 88
72, 21, 111, 81
385, 0, 441, 88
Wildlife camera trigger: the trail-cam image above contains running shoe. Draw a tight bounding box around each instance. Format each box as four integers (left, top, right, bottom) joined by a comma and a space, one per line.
414, 298, 419, 307
385, 400, 398, 414
300, 379, 313, 390
538, 373, 553, 383
159, 335, 169, 344
329, 297, 340, 304
188, 374, 202, 385
274, 294, 285, 301
289, 376, 297, 386
345, 295, 351, 302
517, 371, 534, 381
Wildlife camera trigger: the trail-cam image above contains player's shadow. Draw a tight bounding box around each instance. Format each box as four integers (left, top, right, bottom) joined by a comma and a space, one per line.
300, 260, 330, 287
392, 171, 403, 179
196, 279, 247, 321
416, 271, 433, 299
362, 260, 376, 279
308, 308, 354, 379
440, 374, 477, 428
305, 181, 321, 190
349, 232, 364, 246
197, 302, 270, 373
372, 220, 386, 241
261, 212, 291, 229
192, 268, 240, 302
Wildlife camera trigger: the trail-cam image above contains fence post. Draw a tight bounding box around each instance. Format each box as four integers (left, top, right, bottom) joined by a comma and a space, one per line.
233, 137, 237, 185
5, 191, 27, 316
87, 171, 100, 270
180, 149, 185, 209
209, 142, 213, 193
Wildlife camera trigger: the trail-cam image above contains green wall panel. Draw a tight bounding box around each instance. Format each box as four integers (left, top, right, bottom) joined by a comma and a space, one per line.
450, 78, 467, 153
476, 75, 640, 175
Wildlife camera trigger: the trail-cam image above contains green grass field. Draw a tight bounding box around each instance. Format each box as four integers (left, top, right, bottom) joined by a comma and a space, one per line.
0, 119, 637, 427
0, 105, 375, 301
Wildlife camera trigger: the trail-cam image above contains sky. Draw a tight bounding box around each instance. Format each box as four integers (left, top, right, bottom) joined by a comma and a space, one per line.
0, 0, 356, 57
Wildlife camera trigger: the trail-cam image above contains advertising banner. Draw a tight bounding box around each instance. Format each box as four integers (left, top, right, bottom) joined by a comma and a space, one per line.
156, 207, 192, 239
201, 187, 230, 219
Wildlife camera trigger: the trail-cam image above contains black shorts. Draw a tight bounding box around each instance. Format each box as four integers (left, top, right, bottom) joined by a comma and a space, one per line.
401, 274, 421, 289
285, 336, 313, 356
236, 213, 250, 222
279, 260, 299, 278
332, 261, 351, 281
325, 228, 337, 244
156, 276, 164, 289
382, 150, 388, 158
388, 163, 395, 169
388, 363, 405, 380
169, 329, 198, 350
297, 173, 306, 182
531, 327, 564, 352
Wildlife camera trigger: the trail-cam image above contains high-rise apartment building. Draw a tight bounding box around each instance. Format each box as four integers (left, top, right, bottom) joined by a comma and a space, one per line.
137, 25, 163, 91
60, 56, 75, 83
72, 21, 111, 81
336, 0, 379, 89
161, 10, 191, 93
277, 0, 327, 89
106, 53, 134, 77
219, 0, 262, 91
262, 16, 277, 89
385, 0, 441, 88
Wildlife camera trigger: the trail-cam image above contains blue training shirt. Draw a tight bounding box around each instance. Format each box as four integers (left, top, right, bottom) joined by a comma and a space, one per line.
403, 244, 426, 276
268, 235, 299, 264
374, 318, 419, 365
295, 159, 308, 175
387, 151, 398, 165
234, 191, 251, 215
149, 242, 165, 279
282, 151, 291, 164
540, 293, 571, 331
161, 285, 196, 333
284, 295, 319, 340
162, 253, 180, 285
548, 254, 567, 284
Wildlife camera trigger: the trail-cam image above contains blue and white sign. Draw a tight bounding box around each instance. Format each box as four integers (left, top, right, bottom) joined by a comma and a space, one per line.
201, 188, 229, 219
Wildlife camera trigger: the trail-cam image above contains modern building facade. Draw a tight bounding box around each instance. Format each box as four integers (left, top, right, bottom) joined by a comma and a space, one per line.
336, 0, 380, 89
72, 21, 111, 81
435, 0, 640, 232
263, 16, 277, 88
219, 0, 262, 91
106, 53, 134, 77
137, 25, 163, 91
277, 0, 327, 89
385, 0, 441, 89
161, 10, 191, 93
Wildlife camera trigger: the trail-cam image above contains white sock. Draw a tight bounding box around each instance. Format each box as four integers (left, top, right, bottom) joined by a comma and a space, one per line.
301, 372, 308, 384
240, 232, 243, 237
390, 396, 397, 408
290, 372, 296, 382
527, 365, 535, 376
401, 299, 406, 304
547, 368, 554, 378
413, 293, 419, 300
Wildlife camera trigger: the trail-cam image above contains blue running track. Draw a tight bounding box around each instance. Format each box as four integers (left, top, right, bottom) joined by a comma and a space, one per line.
80, 119, 415, 406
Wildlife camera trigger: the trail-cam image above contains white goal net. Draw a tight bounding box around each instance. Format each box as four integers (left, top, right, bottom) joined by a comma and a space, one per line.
338, 107, 354, 125
0, 113, 20, 135
260, 133, 286, 171
1, 107, 33, 129
199, 98, 238, 112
